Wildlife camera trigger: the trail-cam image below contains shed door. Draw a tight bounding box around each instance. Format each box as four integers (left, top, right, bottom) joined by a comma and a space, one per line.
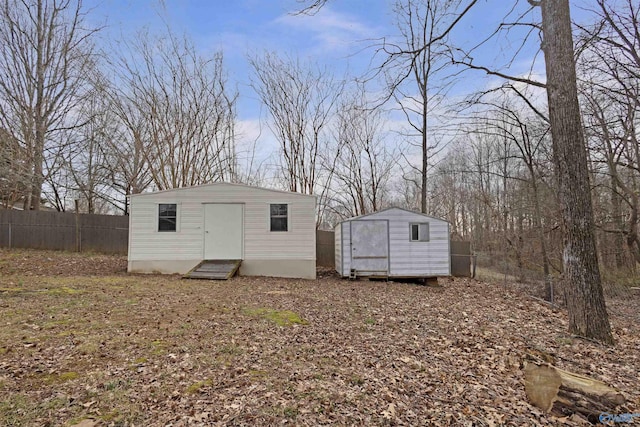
204, 204, 243, 259
350, 220, 389, 274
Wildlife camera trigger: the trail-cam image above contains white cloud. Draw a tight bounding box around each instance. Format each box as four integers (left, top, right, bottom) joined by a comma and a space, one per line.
234, 118, 282, 181
273, 7, 379, 54
236, 118, 279, 158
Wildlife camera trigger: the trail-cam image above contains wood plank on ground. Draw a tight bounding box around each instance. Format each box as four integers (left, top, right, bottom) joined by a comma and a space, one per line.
183, 260, 242, 280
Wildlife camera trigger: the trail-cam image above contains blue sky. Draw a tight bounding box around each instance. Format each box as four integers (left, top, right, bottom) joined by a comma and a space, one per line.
86, 0, 397, 162
88, 0, 392, 106
84, 0, 597, 170
85, 0, 597, 109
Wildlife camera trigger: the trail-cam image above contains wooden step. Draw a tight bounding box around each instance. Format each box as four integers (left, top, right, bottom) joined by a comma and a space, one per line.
183, 260, 242, 280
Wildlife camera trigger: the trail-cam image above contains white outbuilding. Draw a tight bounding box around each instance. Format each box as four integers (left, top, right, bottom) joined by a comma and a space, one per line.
127, 183, 316, 279
335, 207, 450, 279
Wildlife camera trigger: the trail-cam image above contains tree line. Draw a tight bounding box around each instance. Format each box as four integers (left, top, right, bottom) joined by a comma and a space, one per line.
0, 1, 237, 214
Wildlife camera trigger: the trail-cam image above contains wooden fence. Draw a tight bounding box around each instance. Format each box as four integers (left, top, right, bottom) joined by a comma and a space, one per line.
450, 240, 474, 277
316, 230, 335, 267
0, 209, 129, 254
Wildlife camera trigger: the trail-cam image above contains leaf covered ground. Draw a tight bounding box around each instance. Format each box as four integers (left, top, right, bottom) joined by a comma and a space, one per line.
0, 249, 638, 426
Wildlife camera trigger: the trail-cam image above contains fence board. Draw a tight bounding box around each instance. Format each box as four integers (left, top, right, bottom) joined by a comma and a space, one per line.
316, 230, 335, 267
451, 240, 472, 277
79, 213, 129, 253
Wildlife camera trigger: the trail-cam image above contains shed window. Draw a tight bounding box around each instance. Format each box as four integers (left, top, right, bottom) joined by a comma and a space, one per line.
270, 204, 288, 232
410, 223, 429, 242
158, 203, 177, 232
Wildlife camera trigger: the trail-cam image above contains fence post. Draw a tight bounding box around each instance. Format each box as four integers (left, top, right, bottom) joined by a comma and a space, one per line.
8, 222, 11, 249
472, 254, 477, 278
75, 199, 81, 252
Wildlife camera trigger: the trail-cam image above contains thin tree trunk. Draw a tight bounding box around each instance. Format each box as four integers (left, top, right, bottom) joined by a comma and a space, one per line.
531, 176, 552, 300
610, 178, 626, 270
421, 98, 428, 214
31, 0, 46, 211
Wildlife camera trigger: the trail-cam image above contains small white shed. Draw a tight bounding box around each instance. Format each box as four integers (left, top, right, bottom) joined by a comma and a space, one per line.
127, 183, 316, 279
335, 207, 450, 279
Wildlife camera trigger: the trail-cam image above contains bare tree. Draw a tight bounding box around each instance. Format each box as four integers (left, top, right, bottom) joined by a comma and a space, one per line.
112, 29, 237, 192
328, 85, 396, 218
101, 78, 152, 214
591, 0, 639, 81
583, 89, 638, 268
440, 0, 614, 343
64, 78, 118, 213
381, 0, 477, 213
0, 127, 29, 208
472, 95, 555, 297
0, 0, 99, 210
513, 119, 554, 287
249, 53, 343, 205
428, 144, 471, 236
292, 0, 330, 15
579, 0, 640, 269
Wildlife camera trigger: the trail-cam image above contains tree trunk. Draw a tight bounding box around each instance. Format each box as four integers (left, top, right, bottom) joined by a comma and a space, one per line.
31, 136, 44, 211
610, 178, 626, 270
517, 208, 525, 281
421, 99, 428, 214
530, 173, 552, 300
540, 0, 613, 343
31, 0, 45, 211
524, 362, 625, 422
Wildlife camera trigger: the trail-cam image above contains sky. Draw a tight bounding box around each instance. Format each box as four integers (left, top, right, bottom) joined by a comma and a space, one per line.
86, 0, 394, 133
85, 0, 397, 169
83, 0, 598, 172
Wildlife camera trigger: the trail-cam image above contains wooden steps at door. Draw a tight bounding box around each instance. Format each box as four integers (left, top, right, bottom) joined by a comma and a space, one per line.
183, 260, 242, 280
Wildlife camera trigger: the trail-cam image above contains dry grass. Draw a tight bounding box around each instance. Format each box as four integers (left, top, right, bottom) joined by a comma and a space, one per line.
0, 249, 638, 426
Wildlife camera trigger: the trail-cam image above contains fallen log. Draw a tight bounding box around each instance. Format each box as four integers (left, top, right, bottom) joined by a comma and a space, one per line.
524, 362, 626, 423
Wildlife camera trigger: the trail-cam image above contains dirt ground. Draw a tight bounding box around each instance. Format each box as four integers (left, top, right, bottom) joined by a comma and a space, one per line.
0, 249, 638, 426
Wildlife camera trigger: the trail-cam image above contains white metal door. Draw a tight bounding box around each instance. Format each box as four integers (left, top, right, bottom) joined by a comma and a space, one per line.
204, 204, 243, 259
350, 220, 389, 274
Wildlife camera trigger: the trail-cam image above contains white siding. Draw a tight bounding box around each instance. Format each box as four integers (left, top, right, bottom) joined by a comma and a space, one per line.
341, 222, 351, 276
334, 222, 342, 275
384, 211, 449, 276
129, 200, 203, 261
338, 208, 450, 277
128, 183, 316, 263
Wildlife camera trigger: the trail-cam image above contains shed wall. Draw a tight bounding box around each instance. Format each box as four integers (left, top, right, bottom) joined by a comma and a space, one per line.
338, 208, 450, 278
385, 211, 449, 276
334, 223, 342, 274
341, 222, 352, 276
128, 184, 316, 277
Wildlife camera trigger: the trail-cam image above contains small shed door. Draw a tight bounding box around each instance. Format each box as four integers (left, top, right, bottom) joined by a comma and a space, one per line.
204, 204, 243, 259
350, 220, 389, 274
